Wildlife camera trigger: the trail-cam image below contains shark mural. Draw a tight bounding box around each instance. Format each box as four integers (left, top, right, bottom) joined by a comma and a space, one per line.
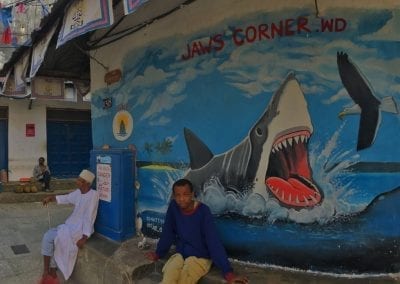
91, 6, 400, 275
184, 73, 323, 209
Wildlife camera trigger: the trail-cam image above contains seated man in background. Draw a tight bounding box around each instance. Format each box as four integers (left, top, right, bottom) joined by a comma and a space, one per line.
33, 157, 51, 192
40, 169, 99, 284
146, 178, 248, 284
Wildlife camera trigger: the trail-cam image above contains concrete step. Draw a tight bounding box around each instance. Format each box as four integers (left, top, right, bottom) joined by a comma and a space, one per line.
72, 234, 400, 284
72, 234, 225, 284
0, 178, 76, 203
1, 178, 76, 192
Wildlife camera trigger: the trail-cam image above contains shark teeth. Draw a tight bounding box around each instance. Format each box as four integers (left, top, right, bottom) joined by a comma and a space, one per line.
300, 135, 308, 143
309, 194, 318, 203
272, 133, 310, 154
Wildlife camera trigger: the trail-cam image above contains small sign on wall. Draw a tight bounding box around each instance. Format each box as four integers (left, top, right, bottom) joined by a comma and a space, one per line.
31, 77, 65, 99
96, 156, 112, 202
26, 124, 35, 137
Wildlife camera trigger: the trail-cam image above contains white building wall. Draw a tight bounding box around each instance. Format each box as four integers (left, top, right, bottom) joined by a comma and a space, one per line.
0, 97, 90, 181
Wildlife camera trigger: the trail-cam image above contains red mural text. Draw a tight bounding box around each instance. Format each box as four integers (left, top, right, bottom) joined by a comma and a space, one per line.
180, 16, 347, 60
181, 34, 225, 60
233, 17, 311, 46
320, 18, 347, 32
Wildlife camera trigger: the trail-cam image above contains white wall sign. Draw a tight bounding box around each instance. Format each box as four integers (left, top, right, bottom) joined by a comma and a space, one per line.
96, 162, 112, 202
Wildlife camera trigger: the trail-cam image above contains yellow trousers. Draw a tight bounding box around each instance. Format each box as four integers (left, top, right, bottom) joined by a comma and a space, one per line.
161, 253, 212, 284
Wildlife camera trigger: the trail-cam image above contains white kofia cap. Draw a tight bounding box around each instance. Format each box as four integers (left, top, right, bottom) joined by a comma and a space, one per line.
79, 169, 95, 185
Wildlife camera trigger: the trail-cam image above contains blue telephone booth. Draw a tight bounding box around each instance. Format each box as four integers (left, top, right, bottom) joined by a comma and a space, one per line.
90, 148, 136, 242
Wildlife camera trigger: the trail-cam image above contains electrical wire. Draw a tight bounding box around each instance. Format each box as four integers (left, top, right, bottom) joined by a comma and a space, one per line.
88, 14, 127, 48
73, 41, 108, 71
314, 0, 320, 18
88, 0, 198, 50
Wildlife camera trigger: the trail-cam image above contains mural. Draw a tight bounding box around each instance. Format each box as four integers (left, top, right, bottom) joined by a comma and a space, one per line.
91, 7, 400, 274
183, 73, 323, 209
337, 52, 398, 150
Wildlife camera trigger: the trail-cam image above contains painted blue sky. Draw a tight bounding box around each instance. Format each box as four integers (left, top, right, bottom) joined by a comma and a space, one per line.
92, 8, 400, 166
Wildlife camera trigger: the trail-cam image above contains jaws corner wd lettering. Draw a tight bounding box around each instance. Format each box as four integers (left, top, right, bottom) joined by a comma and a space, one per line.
181, 16, 347, 60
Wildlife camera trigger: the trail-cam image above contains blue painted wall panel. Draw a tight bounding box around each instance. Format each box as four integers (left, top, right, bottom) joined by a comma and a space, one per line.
47, 121, 92, 178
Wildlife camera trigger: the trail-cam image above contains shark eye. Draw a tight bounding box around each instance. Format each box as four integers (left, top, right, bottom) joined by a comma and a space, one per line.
256, 127, 263, 136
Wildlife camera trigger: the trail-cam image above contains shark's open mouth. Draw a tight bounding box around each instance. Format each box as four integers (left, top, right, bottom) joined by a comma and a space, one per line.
265, 129, 322, 208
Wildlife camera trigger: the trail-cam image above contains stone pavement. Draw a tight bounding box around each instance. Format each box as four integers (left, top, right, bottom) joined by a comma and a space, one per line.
0, 191, 399, 284
0, 202, 72, 284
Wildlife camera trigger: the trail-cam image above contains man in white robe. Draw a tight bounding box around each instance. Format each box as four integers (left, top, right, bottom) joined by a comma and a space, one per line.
40, 169, 99, 284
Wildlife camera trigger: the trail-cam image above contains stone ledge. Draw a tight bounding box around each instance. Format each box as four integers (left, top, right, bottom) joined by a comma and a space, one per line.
1, 178, 76, 192
72, 234, 157, 284
0, 189, 74, 203
71, 234, 400, 284
71, 234, 228, 284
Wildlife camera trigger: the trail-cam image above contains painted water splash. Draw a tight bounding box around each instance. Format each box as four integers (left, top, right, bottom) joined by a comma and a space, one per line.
154, 171, 186, 202
139, 123, 367, 225
196, 123, 366, 224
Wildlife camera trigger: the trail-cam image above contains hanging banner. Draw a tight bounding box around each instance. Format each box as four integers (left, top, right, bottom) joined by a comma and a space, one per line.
123, 0, 149, 15
14, 50, 30, 91
1, 70, 11, 94
56, 0, 114, 48
30, 21, 58, 78
2, 71, 25, 97
31, 76, 65, 99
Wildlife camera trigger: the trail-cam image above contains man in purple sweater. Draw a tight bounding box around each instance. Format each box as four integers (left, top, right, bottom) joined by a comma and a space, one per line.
146, 178, 248, 284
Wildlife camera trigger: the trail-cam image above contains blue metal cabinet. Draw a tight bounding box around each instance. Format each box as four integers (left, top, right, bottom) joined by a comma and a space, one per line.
90, 149, 135, 241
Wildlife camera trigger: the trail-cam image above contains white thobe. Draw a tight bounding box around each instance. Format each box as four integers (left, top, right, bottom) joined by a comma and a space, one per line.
54, 189, 99, 280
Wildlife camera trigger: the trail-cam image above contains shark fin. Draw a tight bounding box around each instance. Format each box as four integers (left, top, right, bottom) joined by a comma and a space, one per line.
184, 128, 214, 170
380, 96, 399, 114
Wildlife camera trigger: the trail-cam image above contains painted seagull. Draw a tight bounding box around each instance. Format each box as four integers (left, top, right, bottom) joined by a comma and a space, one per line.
184, 73, 323, 209
337, 51, 398, 151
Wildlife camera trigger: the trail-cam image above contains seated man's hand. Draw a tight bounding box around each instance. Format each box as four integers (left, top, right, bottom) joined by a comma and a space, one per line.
145, 251, 159, 262
76, 235, 88, 249
42, 196, 55, 206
